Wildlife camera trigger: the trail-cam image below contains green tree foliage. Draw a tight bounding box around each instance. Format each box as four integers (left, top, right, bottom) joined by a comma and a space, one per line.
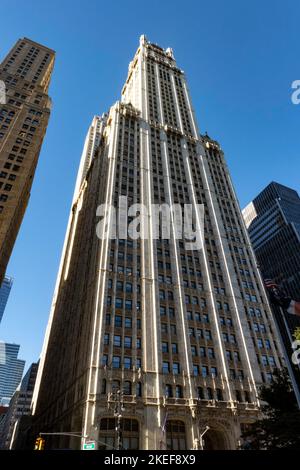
242, 368, 300, 449
293, 327, 300, 341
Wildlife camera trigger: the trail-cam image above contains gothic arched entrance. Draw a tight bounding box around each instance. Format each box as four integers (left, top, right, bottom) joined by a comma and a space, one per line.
202, 428, 229, 450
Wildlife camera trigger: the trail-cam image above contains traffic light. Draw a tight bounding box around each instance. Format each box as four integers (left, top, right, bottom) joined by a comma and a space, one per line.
34, 436, 45, 450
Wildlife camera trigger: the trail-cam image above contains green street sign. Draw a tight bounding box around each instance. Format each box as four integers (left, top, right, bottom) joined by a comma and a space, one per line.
83, 441, 96, 450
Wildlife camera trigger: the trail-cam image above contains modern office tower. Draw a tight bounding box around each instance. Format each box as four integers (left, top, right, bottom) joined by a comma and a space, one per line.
0, 38, 55, 283
32, 36, 284, 450
0, 362, 38, 449
0, 343, 25, 406
243, 182, 300, 402
0, 275, 13, 323
243, 182, 300, 300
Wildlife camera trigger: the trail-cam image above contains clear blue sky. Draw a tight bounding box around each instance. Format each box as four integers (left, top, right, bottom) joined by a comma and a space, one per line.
1, 0, 300, 372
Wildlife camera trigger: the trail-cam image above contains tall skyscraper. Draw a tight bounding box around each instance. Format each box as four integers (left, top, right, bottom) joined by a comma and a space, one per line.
0, 38, 55, 283
0, 343, 25, 406
0, 362, 38, 449
243, 181, 300, 402
243, 182, 300, 300
32, 36, 284, 450
0, 275, 13, 323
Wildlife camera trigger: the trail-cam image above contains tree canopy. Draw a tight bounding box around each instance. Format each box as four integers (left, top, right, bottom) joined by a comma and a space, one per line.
242, 368, 300, 449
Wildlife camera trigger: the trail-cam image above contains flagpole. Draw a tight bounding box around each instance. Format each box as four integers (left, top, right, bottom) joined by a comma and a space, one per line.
263, 279, 300, 409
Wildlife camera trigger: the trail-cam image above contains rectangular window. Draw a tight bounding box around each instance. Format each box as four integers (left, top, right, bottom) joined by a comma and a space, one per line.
268, 356, 275, 366
104, 334, 109, 345
234, 351, 240, 362
200, 347, 206, 357
102, 355, 108, 366
159, 290, 165, 300
124, 336, 132, 348
230, 334, 236, 344
194, 312, 201, 322
197, 329, 203, 339
205, 330, 212, 340
126, 282, 132, 292
160, 306, 166, 316
168, 307, 175, 317
208, 348, 215, 359
114, 335, 121, 347
187, 311, 193, 320
136, 358, 141, 369
124, 357, 132, 369
167, 291, 174, 300
261, 355, 268, 366
112, 356, 121, 368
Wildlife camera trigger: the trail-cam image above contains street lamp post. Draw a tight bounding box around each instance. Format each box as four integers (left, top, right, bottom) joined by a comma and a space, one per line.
199, 425, 210, 450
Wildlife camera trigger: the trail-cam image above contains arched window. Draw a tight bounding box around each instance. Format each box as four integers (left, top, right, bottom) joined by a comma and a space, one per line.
136, 382, 142, 397
166, 420, 186, 450
123, 381, 132, 395
175, 385, 183, 398
101, 379, 107, 394
112, 380, 120, 392
197, 386, 204, 399
165, 384, 173, 398
207, 387, 213, 400
236, 389, 242, 402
